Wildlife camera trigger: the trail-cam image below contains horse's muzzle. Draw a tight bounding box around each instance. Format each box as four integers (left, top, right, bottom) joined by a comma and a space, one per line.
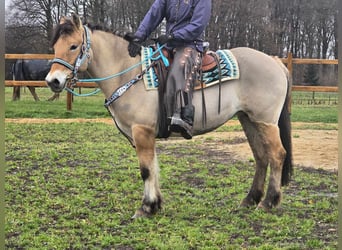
45, 78, 65, 93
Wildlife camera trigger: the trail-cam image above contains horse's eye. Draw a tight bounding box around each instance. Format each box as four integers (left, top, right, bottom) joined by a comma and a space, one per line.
70, 45, 78, 51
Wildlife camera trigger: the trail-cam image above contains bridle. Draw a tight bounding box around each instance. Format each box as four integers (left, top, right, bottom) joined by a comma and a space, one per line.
51, 25, 92, 87
49, 22, 169, 104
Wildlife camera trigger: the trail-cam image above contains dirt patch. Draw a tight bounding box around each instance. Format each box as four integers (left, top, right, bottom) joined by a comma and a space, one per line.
196, 129, 338, 171
5, 118, 338, 171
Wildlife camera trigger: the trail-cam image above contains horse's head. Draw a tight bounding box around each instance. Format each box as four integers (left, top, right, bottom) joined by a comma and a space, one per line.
46, 13, 92, 93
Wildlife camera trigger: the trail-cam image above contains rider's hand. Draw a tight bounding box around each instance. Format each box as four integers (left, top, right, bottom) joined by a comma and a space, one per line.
128, 42, 141, 57
156, 34, 174, 45
124, 32, 142, 57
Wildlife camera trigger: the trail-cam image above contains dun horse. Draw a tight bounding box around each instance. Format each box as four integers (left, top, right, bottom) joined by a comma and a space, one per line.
46, 14, 293, 218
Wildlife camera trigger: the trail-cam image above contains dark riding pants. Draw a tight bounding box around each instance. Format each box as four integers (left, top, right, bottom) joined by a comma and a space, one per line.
165, 46, 202, 124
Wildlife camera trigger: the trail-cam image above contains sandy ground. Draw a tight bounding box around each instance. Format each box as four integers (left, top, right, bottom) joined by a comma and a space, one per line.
5, 118, 338, 171
201, 129, 338, 172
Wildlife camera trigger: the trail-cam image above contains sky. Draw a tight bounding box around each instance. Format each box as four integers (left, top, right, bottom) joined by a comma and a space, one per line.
5, 0, 11, 9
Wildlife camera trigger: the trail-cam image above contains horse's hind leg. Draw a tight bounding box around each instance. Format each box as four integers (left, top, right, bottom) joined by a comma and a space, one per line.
12, 86, 21, 101
256, 123, 286, 209
238, 113, 286, 209
132, 125, 162, 218
238, 113, 268, 207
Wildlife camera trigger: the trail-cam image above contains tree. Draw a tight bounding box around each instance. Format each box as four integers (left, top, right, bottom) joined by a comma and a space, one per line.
6, 0, 68, 52
5, 0, 338, 86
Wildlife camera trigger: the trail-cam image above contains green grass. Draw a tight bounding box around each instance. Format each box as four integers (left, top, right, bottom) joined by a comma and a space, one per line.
290, 91, 338, 123
4, 87, 338, 248
5, 88, 108, 118
5, 122, 338, 249
291, 106, 337, 123
5, 88, 338, 123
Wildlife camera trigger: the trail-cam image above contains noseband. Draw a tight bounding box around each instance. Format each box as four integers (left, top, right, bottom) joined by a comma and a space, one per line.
51, 25, 91, 86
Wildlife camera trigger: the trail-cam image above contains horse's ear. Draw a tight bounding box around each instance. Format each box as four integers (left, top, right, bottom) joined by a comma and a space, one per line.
71, 13, 82, 30
59, 16, 67, 24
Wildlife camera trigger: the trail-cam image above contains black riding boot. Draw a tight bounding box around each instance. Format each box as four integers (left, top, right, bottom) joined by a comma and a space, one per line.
169, 93, 194, 140
181, 105, 194, 126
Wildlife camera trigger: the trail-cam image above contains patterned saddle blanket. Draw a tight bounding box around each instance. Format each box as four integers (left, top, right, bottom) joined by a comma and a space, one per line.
141, 47, 240, 90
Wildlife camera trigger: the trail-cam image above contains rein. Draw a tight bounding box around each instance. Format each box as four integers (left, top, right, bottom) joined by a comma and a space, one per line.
104, 59, 158, 107
64, 61, 144, 97
104, 43, 168, 107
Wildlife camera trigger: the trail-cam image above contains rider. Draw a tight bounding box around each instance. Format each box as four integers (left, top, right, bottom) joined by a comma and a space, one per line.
125, 0, 212, 139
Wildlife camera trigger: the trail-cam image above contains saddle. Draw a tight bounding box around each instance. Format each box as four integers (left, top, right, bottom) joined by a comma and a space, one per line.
143, 46, 239, 138
142, 45, 239, 90
202, 51, 219, 72
151, 48, 219, 90
155, 48, 218, 76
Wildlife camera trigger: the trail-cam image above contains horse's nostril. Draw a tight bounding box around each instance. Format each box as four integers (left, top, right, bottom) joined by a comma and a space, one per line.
52, 78, 60, 87
47, 78, 60, 87
46, 77, 64, 93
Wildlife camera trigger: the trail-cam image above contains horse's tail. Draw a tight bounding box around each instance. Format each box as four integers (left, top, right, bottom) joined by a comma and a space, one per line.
11, 63, 15, 80
275, 57, 293, 186
13, 59, 25, 80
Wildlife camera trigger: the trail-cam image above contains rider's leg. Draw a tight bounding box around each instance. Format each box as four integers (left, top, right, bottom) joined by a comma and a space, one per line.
165, 47, 201, 139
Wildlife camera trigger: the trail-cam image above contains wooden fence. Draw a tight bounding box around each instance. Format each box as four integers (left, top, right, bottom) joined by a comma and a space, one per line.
5, 53, 338, 110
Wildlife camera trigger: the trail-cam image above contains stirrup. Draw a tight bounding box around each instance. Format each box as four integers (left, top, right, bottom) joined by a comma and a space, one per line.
168, 115, 193, 139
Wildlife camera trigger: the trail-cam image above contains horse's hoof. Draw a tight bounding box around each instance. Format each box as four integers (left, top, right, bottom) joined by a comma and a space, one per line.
257, 193, 281, 211
131, 207, 151, 219
240, 197, 257, 208
256, 201, 273, 212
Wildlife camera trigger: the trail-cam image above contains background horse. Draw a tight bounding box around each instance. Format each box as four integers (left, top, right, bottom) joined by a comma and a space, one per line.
46, 14, 293, 218
12, 59, 59, 101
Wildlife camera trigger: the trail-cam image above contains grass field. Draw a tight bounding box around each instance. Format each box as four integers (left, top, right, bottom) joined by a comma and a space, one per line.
4, 88, 338, 123
5, 87, 338, 249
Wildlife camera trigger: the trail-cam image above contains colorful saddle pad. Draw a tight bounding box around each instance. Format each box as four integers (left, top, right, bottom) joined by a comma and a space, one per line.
141, 47, 240, 90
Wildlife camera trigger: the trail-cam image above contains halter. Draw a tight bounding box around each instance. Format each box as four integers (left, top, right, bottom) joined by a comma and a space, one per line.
51, 25, 92, 86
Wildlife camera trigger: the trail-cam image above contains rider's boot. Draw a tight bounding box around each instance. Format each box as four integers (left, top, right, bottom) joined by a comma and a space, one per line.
169, 104, 194, 140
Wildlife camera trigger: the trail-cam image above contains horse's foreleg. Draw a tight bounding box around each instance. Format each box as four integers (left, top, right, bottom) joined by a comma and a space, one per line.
132, 125, 162, 218
28, 86, 40, 101
48, 93, 60, 101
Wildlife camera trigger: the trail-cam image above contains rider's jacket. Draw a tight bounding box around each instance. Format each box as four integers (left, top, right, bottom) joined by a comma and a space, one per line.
134, 0, 212, 52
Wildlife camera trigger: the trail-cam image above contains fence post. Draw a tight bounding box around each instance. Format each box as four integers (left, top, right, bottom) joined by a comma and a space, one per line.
287, 52, 293, 77
286, 52, 293, 113
67, 92, 72, 111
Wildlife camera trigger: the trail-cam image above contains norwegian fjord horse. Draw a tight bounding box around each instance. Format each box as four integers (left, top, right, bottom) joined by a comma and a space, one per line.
46, 14, 293, 218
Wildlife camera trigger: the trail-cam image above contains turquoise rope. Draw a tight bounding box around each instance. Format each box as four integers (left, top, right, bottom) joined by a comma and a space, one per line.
65, 87, 101, 96
150, 43, 169, 67
66, 44, 167, 97
78, 62, 143, 83
78, 44, 167, 83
